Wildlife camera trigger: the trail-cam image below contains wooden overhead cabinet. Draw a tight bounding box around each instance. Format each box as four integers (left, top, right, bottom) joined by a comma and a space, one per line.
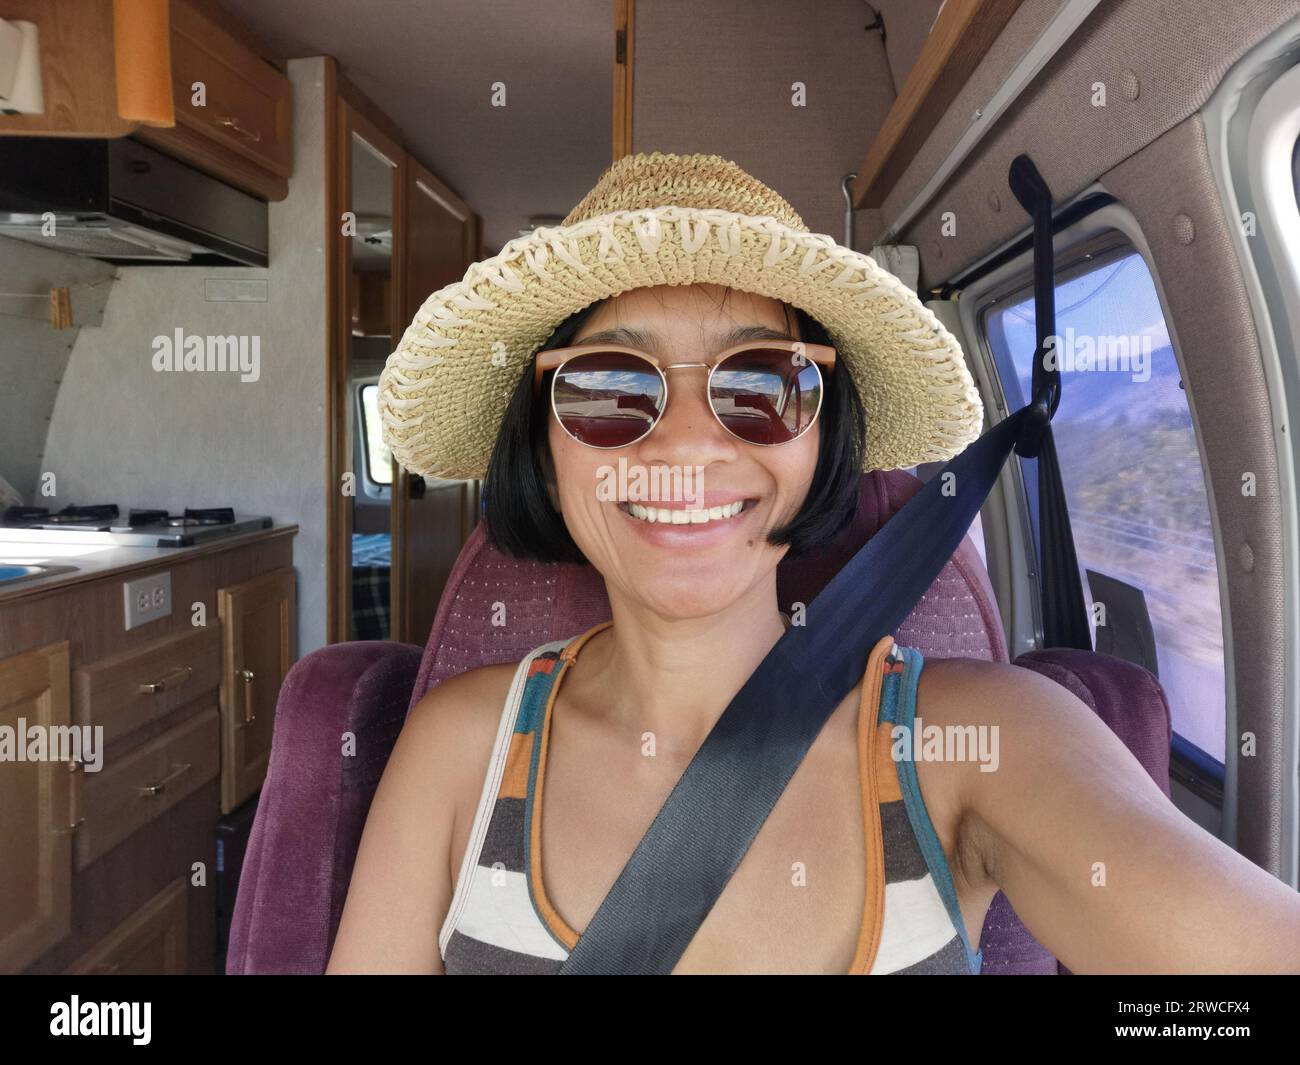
0, 1, 139, 137
136, 0, 294, 201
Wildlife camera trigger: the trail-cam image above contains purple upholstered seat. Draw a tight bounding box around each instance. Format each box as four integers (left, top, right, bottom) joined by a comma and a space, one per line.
226, 468, 1170, 975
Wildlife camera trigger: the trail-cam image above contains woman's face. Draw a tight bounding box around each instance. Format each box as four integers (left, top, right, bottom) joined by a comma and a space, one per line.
546, 283, 821, 620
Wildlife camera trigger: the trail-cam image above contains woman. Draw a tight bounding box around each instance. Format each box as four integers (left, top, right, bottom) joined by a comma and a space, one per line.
327, 153, 1300, 974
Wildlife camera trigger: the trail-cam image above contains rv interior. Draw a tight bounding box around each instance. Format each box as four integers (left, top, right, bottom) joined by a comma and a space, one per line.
0, 0, 1299, 996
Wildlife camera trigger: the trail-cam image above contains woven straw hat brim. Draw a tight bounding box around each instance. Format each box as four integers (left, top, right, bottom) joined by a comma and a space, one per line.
379, 204, 983, 481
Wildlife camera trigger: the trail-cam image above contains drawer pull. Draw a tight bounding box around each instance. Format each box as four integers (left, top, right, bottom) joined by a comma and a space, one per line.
137, 762, 192, 798
215, 114, 262, 142
239, 668, 256, 726
53, 759, 84, 834
138, 665, 193, 695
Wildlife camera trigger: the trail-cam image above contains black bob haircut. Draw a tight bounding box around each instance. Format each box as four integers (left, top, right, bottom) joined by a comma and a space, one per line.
481, 291, 867, 565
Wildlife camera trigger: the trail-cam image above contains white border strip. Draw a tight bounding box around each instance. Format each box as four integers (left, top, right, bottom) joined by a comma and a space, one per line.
1202, 18, 1300, 886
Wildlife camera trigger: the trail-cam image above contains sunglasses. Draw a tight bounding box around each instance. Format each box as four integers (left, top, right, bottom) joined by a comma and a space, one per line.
533, 339, 837, 450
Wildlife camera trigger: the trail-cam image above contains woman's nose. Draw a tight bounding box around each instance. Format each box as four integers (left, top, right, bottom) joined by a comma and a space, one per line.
637, 364, 738, 465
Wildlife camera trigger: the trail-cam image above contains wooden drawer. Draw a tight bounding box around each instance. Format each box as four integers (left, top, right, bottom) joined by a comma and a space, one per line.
137, 0, 293, 199
74, 626, 222, 746
64, 877, 188, 975
76, 707, 220, 871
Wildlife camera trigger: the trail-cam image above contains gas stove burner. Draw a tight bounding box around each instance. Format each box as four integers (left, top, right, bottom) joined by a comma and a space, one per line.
3, 505, 50, 524
45, 504, 120, 525
123, 507, 236, 528
126, 509, 169, 528
167, 507, 236, 528
3, 503, 270, 546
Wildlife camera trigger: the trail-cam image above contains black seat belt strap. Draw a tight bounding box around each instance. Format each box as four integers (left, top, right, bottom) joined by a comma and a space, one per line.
1007, 156, 1092, 650
558, 156, 1063, 975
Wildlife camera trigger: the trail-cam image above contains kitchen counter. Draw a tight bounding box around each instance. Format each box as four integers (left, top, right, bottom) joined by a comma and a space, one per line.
0, 524, 298, 603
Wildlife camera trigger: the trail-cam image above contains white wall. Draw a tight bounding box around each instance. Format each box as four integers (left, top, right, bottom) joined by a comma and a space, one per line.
0, 238, 116, 504
40, 57, 329, 655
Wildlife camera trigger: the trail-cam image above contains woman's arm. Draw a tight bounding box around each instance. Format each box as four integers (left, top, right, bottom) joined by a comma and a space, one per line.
325, 666, 510, 974
922, 658, 1300, 974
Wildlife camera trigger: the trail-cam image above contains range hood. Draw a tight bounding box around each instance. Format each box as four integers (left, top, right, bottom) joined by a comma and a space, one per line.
0, 136, 268, 266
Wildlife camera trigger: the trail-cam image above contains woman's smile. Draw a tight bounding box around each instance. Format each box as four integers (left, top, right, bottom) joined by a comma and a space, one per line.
614, 494, 762, 547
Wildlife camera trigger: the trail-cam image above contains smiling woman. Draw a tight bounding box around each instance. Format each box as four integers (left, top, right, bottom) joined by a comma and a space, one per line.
320, 152, 1300, 976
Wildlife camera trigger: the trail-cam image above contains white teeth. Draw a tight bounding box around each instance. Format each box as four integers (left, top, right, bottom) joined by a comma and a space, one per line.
626, 500, 747, 525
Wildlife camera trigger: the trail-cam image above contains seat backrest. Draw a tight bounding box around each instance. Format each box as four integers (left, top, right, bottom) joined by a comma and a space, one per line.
409, 469, 1007, 706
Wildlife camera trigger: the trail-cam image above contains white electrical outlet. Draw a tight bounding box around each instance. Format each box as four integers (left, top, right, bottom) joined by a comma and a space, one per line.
123, 571, 172, 630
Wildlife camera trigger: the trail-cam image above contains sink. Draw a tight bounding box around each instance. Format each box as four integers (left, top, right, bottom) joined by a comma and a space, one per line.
0, 562, 79, 586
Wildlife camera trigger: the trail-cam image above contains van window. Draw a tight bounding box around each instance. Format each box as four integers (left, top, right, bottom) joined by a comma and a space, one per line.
982, 246, 1226, 766
360, 383, 393, 486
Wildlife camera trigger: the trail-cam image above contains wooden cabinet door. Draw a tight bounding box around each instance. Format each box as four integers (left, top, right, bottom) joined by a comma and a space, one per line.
64, 877, 188, 975
392, 159, 480, 646
0, 643, 73, 972
135, 0, 293, 200
217, 568, 295, 813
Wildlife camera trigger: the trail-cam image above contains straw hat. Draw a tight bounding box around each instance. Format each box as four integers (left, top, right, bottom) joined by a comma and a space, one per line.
378, 152, 983, 480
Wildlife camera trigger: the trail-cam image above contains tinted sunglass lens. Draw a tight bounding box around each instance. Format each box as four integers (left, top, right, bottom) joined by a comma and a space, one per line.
551, 352, 664, 447
710, 348, 823, 445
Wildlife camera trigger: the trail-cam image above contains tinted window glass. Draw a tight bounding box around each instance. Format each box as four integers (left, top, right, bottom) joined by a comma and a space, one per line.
983, 248, 1225, 764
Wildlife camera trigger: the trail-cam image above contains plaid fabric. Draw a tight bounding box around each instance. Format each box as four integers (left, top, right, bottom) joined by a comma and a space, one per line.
351, 566, 390, 640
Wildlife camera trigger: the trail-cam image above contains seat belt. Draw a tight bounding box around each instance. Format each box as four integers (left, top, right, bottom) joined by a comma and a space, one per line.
1008, 156, 1092, 651
558, 155, 1063, 975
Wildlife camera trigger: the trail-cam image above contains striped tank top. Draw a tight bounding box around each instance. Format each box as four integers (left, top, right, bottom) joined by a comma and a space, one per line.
439, 620, 983, 975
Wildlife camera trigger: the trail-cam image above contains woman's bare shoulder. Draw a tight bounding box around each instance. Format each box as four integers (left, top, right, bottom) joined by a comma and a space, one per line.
328, 658, 525, 973
403, 659, 524, 772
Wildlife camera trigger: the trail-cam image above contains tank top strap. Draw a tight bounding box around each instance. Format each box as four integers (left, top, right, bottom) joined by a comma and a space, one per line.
873, 642, 983, 973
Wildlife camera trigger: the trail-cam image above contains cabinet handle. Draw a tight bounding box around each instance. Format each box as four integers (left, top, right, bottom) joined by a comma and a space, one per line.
215, 114, 262, 142
239, 668, 256, 726
52, 760, 84, 835
136, 762, 192, 798
138, 664, 193, 694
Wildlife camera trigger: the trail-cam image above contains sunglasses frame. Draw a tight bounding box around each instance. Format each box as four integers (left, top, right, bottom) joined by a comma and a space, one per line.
533, 339, 837, 450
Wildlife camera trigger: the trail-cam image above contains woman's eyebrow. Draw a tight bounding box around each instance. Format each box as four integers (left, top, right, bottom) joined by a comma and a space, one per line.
573, 324, 798, 352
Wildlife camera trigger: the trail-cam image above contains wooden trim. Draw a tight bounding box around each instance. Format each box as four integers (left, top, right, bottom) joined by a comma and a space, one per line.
613, 0, 635, 159
389, 155, 475, 643
336, 68, 405, 148
325, 58, 406, 643
324, 55, 344, 644
852, 0, 1023, 210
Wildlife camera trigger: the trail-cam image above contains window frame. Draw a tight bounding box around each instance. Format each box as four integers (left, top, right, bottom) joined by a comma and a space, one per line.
1204, 46, 1300, 886
956, 200, 1234, 813
353, 377, 393, 499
